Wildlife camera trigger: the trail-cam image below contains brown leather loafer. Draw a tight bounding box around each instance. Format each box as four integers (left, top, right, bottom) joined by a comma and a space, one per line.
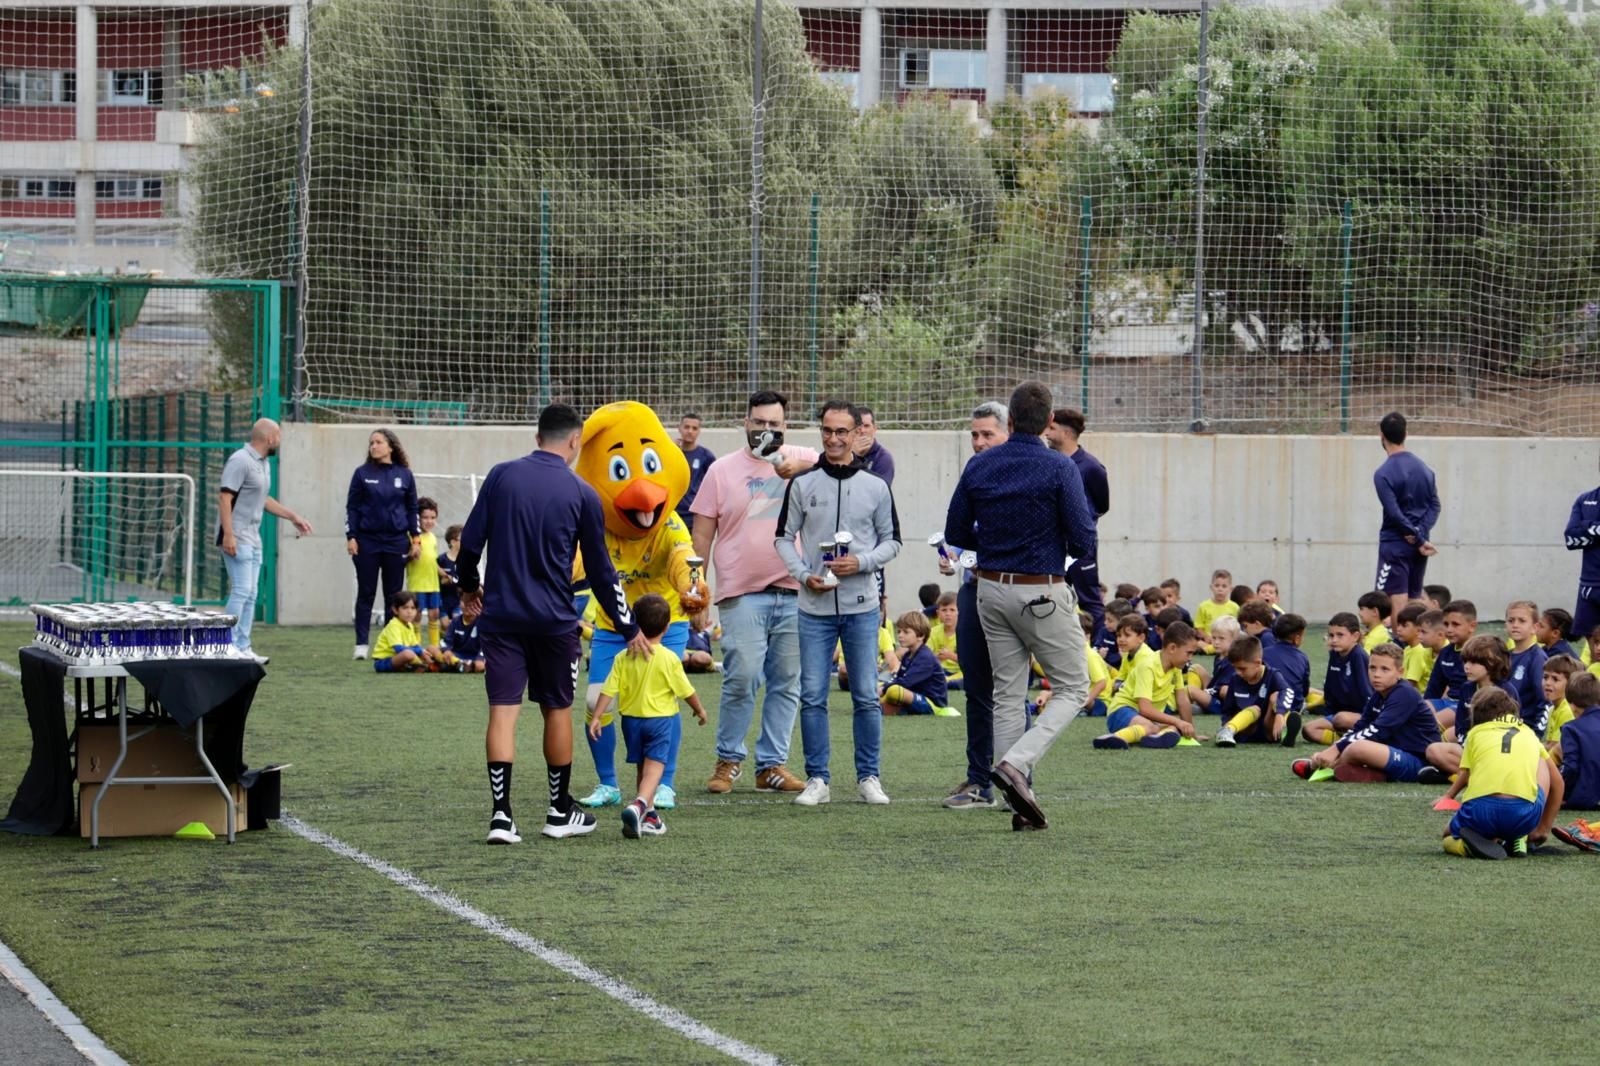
992, 761, 1046, 829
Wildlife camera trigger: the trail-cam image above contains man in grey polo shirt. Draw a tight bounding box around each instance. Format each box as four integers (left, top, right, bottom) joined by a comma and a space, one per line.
218, 418, 312, 659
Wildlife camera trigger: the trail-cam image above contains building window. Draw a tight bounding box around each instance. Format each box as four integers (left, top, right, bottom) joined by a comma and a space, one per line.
1, 69, 76, 105
13, 177, 76, 200
898, 48, 985, 90
1022, 72, 1116, 112
101, 70, 163, 106
94, 177, 163, 201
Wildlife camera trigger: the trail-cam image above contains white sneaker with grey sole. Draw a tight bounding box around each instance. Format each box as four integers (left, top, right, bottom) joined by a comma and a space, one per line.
857, 776, 890, 805
793, 777, 831, 806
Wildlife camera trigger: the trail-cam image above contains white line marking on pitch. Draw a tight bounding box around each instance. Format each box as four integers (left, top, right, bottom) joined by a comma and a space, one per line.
279, 814, 782, 1066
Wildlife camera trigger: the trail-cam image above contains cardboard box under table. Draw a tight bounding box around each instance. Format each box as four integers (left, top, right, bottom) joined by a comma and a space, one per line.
1, 647, 265, 845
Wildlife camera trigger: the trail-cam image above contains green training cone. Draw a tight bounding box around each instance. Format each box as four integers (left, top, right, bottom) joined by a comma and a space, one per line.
174, 821, 216, 840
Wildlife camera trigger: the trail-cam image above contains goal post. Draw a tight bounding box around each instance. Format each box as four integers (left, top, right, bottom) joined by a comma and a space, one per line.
0, 469, 196, 610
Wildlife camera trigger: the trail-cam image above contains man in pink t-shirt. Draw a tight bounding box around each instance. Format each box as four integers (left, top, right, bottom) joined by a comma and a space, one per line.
691, 390, 817, 795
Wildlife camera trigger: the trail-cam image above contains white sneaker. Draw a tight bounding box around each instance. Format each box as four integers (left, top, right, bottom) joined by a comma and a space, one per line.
249, 653, 270, 666
857, 776, 890, 805
541, 805, 597, 839
793, 777, 831, 806
353, 644, 368, 660
485, 813, 520, 845
1215, 725, 1237, 748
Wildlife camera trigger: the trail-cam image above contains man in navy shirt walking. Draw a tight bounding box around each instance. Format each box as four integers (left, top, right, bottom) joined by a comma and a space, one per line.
674, 412, 716, 524
1373, 412, 1441, 623
945, 382, 1098, 832
1563, 454, 1600, 641
1045, 407, 1109, 640
458, 404, 645, 846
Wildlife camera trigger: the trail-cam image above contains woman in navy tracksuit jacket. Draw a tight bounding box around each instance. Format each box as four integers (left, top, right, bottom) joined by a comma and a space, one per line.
346, 428, 420, 657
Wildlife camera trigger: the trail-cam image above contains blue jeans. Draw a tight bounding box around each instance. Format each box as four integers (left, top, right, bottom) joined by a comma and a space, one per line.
715, 592, 801, 770
222, 541, 261, 651
798, 609, 882, 783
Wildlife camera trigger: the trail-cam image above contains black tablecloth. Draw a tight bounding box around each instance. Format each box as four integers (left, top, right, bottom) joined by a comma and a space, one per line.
2, 648, 264, 836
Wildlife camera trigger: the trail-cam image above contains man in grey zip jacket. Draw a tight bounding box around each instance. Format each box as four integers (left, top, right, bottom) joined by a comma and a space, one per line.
774, 400, 902, 807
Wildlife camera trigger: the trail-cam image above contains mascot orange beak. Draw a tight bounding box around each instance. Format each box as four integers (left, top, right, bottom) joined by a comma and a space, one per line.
614, 479, 669, 532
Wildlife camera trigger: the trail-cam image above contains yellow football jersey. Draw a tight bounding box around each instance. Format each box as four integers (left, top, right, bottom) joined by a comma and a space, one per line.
575, 512, 694, 631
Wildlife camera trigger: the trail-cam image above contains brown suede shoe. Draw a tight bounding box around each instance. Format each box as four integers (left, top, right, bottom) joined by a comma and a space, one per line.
706, 759, 741, 794
992, 760, 1047, 829
754, 764, 806, 793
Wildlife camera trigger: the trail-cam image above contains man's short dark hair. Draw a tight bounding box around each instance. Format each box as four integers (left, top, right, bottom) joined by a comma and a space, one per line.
856, 404, 875, 419
634, 594, 672, 639
1380, 411, 1407, 445
748, 390, 787, 413
1328, 612, 1361, 633
1052, 408, 1086, 437
817, 399, 860, 425
537, 403, 583, 443
1008, 381, 1053, 436
680, 411, 701, 423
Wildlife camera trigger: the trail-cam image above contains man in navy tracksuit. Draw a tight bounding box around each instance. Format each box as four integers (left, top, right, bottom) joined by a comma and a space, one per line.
458, 404, 644, 846
1373, 411, 1441, 622
1562, 464, 1600, 642
1045, 408, 1109, 641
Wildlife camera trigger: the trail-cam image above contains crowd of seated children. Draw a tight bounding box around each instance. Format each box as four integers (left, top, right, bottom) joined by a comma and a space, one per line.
1438, 688, 1563, 859
1194, 570, 1239, 634
1094, 620, 1202, 749
880, 612, 958, 718
1293, 643, 1440, 783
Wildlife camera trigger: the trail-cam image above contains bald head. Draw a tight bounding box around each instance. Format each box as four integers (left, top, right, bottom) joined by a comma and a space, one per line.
250, 418, 281, 456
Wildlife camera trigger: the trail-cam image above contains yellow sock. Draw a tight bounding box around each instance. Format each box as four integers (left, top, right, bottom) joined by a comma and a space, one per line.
1315, 727, 1337, 744
1225, 707, 1261, 734
883, 684, 909, 705
1442, 836, 1468, 857
1305, 691, 1325, 710
430, 621, 442, 646
1114, 724, 1147, 744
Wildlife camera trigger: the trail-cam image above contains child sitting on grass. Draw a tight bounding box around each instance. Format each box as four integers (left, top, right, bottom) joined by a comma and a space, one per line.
441, 608, 485, 673
372, 591, 439, 673
1293, 643, 1440, 782
1213, 635, 1291, 747
1301, 613, 1372, 745
928, 592, 963, 689
1504, 600, 1549, 724
1081, 611, 1110, 716
1094, 620, 1202, 749
1542, 655, 1583, 751
1439, 688, 1563, 859
1553, 674, 1600, 852
1422, 634, 1523, 779
880, 612, 957, 717
1536, 606, 1579, 662
1189, 615, 1241, 714
1357, 591, 1392, 652
1194, 569, 1237, 635
1263, 613, 1312, 746
1394, 603, 1432, 690
1424, 600, 1479, 735
683, 619, 717, 673
588, 594, 706, 839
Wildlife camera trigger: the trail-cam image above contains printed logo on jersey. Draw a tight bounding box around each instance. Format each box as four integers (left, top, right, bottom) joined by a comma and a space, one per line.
1514, 665, 1525, 681
394, 476, 403, 489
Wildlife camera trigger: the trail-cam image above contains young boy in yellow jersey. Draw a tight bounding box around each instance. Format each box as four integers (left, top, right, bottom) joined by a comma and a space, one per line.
589, 595, 706, 839
927, 591, 963, 689
1394, 602, 1431, 690
1093, 620, 1202, 749
1080, 612, 1110, 715
1256, 579, 1284, 616
372, 591, 436, 672
406, 497, 444, 647
1542, 655, 1582, 752
1357, 591, 1392, 652
1439, 688, 1564, 859
1194, 569, 1239, 635
1413, 609, 1448, 689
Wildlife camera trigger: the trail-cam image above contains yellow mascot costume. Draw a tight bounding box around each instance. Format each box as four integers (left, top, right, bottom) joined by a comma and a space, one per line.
572, 401, 708, 810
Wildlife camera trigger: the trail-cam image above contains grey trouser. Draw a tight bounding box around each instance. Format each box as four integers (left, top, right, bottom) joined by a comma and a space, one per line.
976, 575, 1091, 776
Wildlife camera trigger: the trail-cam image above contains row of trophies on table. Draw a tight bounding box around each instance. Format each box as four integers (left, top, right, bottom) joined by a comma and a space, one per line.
30, 603, 247, 665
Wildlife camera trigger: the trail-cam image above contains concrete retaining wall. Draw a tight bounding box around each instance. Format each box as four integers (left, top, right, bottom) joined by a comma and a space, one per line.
275, 423, 1597, 628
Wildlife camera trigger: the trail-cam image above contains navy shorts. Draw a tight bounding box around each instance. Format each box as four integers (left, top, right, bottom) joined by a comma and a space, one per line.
1574, 585, 1600, 646
621, 715, 675, 765
1383, 747, 1427, 782
414, 591, 441, 611
1375, 542, 1426, 598
483, 629, 582, 709
1450, 789, 1544, 840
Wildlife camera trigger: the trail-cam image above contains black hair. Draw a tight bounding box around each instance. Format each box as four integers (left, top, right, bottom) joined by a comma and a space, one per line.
417, 496, 438, 516
817, 399, 860, 426
536, 404, 583, 443
370, 427, 410, 468
1008, 381, 1053, 435
1396, 602, 1428, 626
1051, 408, 1085, 436
634, 594, 672, 639
1328, 612, 1361, 633
1542, 606, 1573, 638
445, 523, 464, 543
1116, 614, 1148, 637
1443, 599, 1478, 621
1272, 613, 1307, 641
1229, 584, 1255, 606
1153, 606, 1183, 629
918, 582, 942, 608
389, 590, 417, 611
1227, 635, 1263, 666
1379, 411, 1407, 445
680, 411, 702, 422
748, 390, 787, 412
1162, 621, 1198, 647
1424, 583, 1452, 605
1357, 591, 1391, 614
1237, 601, 1274, 628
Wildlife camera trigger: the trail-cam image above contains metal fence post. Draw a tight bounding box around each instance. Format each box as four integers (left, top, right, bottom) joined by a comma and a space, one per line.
1191, 0, 1210, 431
1340, 199, 1354, 434
1080, 194, 1093, 414
808, 190, 820, 416
539, 187, 552, 408
747, 0, 766, 393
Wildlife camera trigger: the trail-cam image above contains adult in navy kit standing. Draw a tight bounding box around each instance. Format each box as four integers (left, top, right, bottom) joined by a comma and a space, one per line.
1373, 412, 1441, 624
1563, 452, 1600, 641
458, 404, 646, 845
346, 428, 420, 660
674, 412, 716, 525
945, 382, 1098, 831
1045, 407, 1109, 640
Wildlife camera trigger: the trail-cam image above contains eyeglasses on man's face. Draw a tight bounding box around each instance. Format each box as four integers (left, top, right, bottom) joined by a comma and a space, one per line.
820, 426, 853, 438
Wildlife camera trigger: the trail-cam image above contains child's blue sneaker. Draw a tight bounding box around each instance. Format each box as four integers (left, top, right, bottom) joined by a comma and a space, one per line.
654, 785, 677, 810
621, 799, 644, 839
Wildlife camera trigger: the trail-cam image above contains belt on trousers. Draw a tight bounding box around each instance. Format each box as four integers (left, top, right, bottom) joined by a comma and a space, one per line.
975, 570, 1066, 585
762, 584, 798, 595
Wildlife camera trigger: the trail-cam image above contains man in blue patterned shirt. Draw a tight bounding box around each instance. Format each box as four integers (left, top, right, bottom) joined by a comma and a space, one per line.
944, 382, 1098, 831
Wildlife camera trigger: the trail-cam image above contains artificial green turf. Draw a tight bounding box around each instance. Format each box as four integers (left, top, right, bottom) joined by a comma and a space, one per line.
0, 620, 1589, 1065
